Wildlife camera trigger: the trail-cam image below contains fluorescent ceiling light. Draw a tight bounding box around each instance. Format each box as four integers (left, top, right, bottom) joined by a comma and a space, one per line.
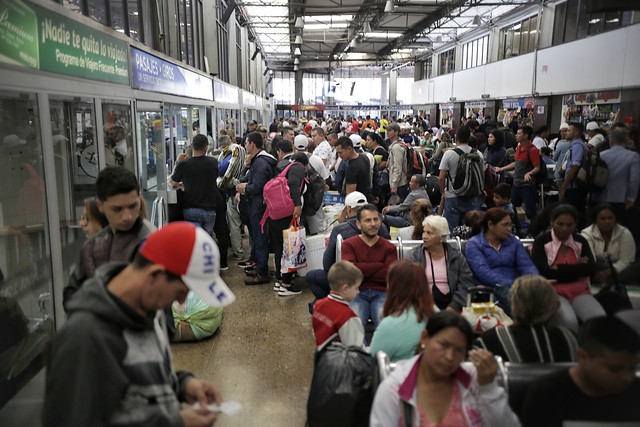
384, 0, 394, 13
363, 32, 403, 39
305, 23, 348, 30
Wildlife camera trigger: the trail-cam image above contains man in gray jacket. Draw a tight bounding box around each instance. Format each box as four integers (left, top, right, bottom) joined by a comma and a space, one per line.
382, 174, 429, 228
44, 222, 234, 427
64, 166, 155, 310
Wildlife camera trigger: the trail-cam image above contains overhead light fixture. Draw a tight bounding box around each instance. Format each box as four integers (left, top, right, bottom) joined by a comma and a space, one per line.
472, 15, 482, 26
294, 47, 301, 55
295, 16, 304, 28
294, 65, 299, 71
294, 58, 300, 65
263, 68, 269, 76
251, 48, 260, 61
294, 35, 302, 44
269, 69, 274, 75
363, 22, 372, 33
435, 35, 443, 43
384, 0, 394, 13
350, 39, 357, 48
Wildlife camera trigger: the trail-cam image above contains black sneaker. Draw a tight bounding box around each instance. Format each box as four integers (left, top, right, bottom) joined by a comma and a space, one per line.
245, 275, 270, 285
278, 284, 302, 296
238, 260, 256, 269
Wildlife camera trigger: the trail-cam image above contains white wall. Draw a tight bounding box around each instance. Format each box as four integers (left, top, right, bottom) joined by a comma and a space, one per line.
452, 66, 486, 100
536, 24, 640, 94
411, 79, 430, 104
410, 23, 640, 103
484, 52, 535, 98
431, 74, 453, 103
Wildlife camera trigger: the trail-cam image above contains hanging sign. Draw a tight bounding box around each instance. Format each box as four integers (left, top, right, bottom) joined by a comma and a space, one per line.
0, 0, 129, 84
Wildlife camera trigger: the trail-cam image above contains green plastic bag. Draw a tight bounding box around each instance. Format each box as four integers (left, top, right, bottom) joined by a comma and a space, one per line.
172, 291, 223, 342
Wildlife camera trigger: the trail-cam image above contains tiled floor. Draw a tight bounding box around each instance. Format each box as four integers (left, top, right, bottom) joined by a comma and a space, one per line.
172, 257, 316, 427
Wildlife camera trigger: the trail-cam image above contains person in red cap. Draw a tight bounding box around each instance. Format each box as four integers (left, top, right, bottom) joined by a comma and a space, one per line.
43, 222, 234, 427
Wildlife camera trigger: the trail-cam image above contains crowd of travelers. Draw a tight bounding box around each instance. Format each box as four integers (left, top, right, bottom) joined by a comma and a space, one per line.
40, 111, 640, 426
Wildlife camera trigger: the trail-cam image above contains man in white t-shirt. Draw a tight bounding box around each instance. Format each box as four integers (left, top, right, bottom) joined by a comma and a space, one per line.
586, 121, 606, 148
438, 125, 484, 233
532, 125, 549, 150
311, 127, 332, 168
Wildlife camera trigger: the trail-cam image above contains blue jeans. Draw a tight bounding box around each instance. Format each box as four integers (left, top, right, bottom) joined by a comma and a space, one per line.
349, 288, 387, 333
443, 196, 481, 234
184, 208, 216, 236
511, 185, 538, 222
306, 269, 330, 300
383, 214, 411, 229
493, 285, 512, 318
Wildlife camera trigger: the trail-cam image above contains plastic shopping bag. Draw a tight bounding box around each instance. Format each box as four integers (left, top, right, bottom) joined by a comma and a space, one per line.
461, 286, 513, 333
281, 218, 307, 274
172, 291, 223, 342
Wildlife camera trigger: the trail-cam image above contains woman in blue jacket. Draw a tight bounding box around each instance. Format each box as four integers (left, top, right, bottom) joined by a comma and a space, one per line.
465, 208, 538, 316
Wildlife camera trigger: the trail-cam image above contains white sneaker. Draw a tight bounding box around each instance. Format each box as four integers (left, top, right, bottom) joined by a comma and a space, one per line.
273, 281, 282, 292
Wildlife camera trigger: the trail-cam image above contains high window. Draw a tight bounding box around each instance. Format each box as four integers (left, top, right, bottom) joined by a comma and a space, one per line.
461, 35, 489, 70
216, 0, 230, 82
498, 15, 538, 59
439, 49, 455, 75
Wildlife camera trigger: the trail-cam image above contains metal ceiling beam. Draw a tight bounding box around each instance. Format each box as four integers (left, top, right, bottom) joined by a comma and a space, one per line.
377, 0, 469, 57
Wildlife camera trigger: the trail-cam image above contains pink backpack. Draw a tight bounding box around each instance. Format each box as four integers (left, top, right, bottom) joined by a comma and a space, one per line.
260, 162, 303, 230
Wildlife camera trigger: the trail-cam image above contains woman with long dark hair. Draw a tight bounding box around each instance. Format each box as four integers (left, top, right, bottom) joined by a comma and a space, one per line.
483, 129, 508, 167
531, 204, 604, 333
369, 260, 435, 362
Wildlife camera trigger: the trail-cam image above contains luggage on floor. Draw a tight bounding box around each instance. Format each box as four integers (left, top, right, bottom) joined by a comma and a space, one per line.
307, 341, 375, 427
172, 291, 223, 342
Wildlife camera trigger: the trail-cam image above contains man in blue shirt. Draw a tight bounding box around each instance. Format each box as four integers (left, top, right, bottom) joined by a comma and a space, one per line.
592, 128, 640, 230
560, 122, 588, 224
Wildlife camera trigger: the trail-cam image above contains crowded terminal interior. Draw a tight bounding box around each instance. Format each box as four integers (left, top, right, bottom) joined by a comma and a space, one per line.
1, 0, 640, 425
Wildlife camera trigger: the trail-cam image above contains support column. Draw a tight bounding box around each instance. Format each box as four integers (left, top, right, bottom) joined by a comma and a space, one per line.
381, 74, 389, 105
326, 71, 334, 105
295, 69, 303, 105
389, 69, 398, 105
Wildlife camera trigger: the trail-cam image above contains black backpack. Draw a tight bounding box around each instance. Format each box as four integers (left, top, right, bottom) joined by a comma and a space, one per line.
573, 142, 608, 193
302, 163, 325, 216
526, 145, 548, 186
449, 148, 484, 197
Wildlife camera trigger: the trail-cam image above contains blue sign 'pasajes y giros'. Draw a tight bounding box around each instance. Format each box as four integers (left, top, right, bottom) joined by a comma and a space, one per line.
130, 47, 212, 100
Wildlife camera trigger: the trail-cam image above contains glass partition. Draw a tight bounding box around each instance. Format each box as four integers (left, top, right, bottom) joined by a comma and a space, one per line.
136, 107, 167, 212
102, 101, 135, 173
0, 90, 54, 409
48, 97, 97, 290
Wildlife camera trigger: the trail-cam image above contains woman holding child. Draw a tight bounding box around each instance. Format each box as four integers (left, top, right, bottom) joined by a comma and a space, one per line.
370, 311, 520, 427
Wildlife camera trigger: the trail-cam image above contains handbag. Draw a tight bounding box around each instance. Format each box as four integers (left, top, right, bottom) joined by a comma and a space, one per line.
594, 256, 632, 315
461, 286, 513, 333
281, 218, 307, 274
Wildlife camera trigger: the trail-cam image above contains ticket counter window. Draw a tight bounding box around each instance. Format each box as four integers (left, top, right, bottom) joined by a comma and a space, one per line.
49, 97, 98, 289
102, 102, 135, 173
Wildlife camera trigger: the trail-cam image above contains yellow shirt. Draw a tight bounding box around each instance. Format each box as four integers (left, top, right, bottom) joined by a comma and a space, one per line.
380, 118, 388, 133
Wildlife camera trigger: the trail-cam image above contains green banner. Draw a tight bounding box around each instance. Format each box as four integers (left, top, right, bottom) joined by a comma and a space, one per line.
0, 0, 129, 84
